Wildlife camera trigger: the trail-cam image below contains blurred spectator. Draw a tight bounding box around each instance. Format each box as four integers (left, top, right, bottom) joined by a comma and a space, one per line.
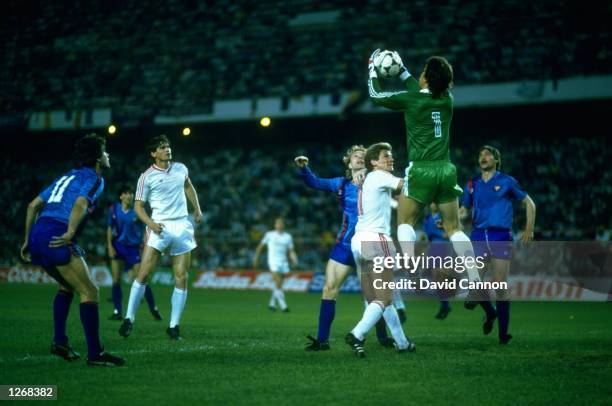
2, 136, 610, 269
1, 0, 610, 115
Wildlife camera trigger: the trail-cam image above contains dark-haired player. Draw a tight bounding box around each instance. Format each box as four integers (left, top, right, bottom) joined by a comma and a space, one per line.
119, 135, 202, 340
21, 133, 124, 366
107, 184, 161, 321
368, 51, 482, 294
460, 145, 535, 344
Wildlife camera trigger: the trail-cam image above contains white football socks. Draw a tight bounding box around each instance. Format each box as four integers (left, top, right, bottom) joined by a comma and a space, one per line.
449, 231, 481, 283
351, 302, 384, 341
274, 288, 287, 310
392, 288, 406, 310
383, 305, 409, 350
125, 280, 146, 322
269, 290, 277, 308
397, 224, 416, 257
170, 287, 188, 328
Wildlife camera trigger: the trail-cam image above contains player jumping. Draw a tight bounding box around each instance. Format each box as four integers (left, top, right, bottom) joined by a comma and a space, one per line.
368, 50, 482, 298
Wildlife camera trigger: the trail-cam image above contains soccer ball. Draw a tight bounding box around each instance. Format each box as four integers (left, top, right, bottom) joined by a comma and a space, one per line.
374, 50, 401, 79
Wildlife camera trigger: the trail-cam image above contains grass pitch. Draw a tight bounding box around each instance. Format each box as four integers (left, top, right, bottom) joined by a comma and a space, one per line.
1, 284, 611, 405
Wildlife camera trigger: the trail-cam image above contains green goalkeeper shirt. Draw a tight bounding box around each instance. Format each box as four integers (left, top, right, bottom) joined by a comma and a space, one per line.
368, 75, 453, 162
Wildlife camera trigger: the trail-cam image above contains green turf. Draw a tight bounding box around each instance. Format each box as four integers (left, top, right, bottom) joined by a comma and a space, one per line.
0, 284, 611, 405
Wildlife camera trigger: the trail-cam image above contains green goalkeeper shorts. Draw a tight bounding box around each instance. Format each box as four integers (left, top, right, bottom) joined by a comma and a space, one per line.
402, 160, 463, 205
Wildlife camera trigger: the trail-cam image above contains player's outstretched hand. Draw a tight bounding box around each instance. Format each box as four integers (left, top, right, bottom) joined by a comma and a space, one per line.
392, 50, 409, 79
369, 49, 380, 67
252, 259, 258, 269
20, 241, 31, 263
521, 230, 534, 243
193, 209, 202, 224
108, 245, 117, 259
352, 168, 367, 186
49, 231, 74, 248
294, 156, 309, 168
368, 49, 380, 76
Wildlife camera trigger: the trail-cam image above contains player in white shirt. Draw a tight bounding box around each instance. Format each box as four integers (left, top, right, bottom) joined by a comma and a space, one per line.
119, 135, 202, 340
253, 218, 298, 312
346, 142, 415, 357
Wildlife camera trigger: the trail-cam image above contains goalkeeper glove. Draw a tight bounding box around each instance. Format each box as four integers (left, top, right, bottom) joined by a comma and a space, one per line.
368, 48, 380, 79
392, 51, 411, 81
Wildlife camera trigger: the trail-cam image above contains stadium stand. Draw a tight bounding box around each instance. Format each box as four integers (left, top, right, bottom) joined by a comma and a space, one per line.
2, 134, 609, 269
2, 0, 610, 115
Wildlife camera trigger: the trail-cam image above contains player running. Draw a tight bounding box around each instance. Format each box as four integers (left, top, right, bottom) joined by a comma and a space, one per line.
253, 217, 297, 312
346, 142, 415, 358
119, 135, 202, 340
460, 145, 536, 344
107, 184, 161, 321
368, 50, 482, 296
21, 133, 124, 366
295, 147, 397, 351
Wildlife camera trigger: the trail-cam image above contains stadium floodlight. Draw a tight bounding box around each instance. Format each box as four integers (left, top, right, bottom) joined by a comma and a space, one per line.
108, 124, 117, 135
260, 117, 271, 127
182, 127, 191, 136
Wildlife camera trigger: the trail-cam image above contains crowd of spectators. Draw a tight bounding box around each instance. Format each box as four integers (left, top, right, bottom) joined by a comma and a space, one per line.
2, 0, 610, 115
1, 134, 609, 270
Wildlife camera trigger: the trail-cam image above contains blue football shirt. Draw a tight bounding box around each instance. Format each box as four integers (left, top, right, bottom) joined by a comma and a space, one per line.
423, 212, 447, 242
299, 166, 358, 245
460, 171, 527, 230
108, 202, 144, 246
38, 167, 104, 224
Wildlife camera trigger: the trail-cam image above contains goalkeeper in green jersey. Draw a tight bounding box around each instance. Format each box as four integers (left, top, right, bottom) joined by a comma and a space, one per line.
367, 50, 482, 287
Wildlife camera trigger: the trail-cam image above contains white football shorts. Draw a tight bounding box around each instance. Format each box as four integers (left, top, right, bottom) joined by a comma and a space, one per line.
145, 217, 197, 256
351, 231, 395, 276
269, 263, 290, 274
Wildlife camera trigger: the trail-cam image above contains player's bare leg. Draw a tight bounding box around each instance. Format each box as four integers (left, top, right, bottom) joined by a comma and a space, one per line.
120, 246, 160, 337
109, 259, 124, 320
491, 258, 512, 344
57, 256, 124, 365
167, 251, 191, 339
322, 260, 353, 300
56, 257, 99, 304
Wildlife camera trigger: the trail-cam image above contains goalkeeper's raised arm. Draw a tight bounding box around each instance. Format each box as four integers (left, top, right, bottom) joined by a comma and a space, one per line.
367, 49, 419, 110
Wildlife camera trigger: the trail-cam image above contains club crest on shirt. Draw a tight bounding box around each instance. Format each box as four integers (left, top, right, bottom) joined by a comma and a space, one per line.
494, 185, 501, 191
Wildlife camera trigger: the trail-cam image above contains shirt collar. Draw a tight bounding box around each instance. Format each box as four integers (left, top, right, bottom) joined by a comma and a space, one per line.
152, 163, 172, 172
